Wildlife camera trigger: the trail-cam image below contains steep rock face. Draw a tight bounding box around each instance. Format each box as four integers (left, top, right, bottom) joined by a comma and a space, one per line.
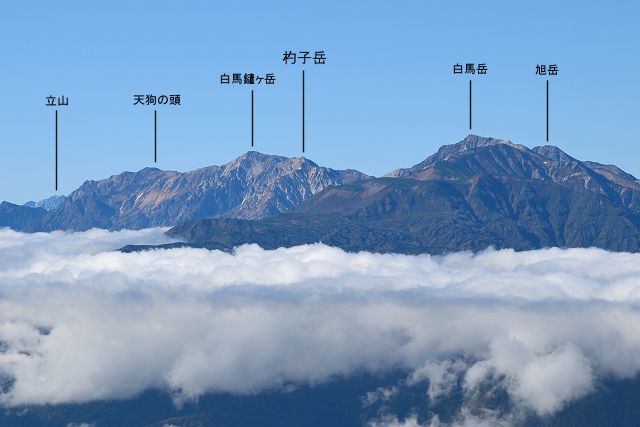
168, 135, 640, 254
1, 152, 370, 231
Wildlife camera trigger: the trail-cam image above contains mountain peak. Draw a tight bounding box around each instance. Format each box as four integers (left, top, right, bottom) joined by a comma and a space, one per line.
425, 134, 527, 162
446, 134, 522, 156
222, 152, 322, 175
532, 145, 577, 163
464, 134, 508, 144
23, 195, 67, 211
234, 151, 286, 163
385, 135, 525, 177
289, 156, 319, 168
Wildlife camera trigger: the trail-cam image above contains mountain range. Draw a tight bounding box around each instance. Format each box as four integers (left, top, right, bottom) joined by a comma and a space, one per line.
0, 153, 368, 232
165, 135, 640, 254
4, 135, 640, 254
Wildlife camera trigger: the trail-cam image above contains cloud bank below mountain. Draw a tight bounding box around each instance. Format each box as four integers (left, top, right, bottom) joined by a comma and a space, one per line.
1, 228, 640, 425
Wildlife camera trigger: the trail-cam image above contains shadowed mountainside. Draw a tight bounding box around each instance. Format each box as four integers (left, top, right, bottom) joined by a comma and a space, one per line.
166, 135, 640, 254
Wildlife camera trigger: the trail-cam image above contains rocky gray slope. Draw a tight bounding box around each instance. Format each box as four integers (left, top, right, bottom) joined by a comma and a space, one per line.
0, 152, 369, 231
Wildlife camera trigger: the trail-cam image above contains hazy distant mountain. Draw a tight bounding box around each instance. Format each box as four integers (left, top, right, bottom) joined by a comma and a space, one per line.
23, 195, 67, 211
167, 135, 640, 254
0, 152, 369, 231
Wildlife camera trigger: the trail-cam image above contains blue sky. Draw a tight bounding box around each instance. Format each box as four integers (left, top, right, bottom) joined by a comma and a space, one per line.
0, 0, 638, 203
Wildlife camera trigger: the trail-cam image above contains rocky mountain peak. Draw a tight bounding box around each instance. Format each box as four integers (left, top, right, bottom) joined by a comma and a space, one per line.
532, 145, 577, 163
385, 135, 526, 177
287, 156, 319, 169
235, 151, 283, 163
442, 134, 521, 157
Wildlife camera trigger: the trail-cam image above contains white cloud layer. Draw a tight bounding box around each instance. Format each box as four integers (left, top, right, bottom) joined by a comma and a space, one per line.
1, 228, 640, 423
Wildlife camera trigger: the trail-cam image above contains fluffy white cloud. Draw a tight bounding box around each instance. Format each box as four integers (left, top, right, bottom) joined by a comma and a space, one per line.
1, 228, 640, 422
409, 360, 467, 403
370, 413, 513, 427
368, 415, 425, 427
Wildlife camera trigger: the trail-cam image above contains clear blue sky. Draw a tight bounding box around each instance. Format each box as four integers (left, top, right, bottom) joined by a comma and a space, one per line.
0, 0, 638, 203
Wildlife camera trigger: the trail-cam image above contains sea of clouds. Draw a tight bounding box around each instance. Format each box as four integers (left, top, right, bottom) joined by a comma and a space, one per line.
1, 228, 640, 426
